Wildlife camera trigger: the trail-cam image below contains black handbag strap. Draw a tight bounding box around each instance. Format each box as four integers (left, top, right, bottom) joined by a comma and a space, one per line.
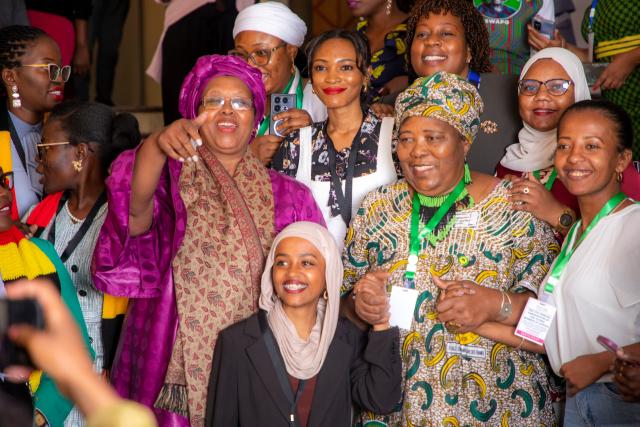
258, 311, 307, 426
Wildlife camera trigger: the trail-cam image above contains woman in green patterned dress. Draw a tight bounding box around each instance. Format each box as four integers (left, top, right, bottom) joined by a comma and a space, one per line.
342, 71, 558, 426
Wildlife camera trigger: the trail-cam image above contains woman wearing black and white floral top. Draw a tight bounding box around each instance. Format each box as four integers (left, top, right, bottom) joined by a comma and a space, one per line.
271, 29, 397, 249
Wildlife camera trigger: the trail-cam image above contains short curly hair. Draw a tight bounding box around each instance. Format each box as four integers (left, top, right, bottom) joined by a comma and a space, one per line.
406, 0, 492, 76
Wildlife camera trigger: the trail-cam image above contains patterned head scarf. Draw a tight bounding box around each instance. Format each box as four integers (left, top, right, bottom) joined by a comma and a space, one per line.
178, 54, 266, 138
395, 71, 484, 143
258, 221, 342, 380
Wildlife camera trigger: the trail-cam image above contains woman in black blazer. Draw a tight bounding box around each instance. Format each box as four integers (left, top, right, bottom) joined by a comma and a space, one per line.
205, 221, 401, 427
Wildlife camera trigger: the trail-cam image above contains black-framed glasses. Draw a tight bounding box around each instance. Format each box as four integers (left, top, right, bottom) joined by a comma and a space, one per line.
21, 63, 72, 82
0, 171, 14, 191
201, 96, 253, 111
228, 42, 287, 67
518, 79, 573, 96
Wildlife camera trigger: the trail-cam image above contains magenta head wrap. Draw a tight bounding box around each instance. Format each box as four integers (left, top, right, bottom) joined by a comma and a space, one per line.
178, 54, 266, 133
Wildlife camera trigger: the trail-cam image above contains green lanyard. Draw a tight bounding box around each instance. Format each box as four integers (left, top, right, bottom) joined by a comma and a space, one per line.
533, 168, 558, 191
404, 178, 466, 286
542, 191, 626, 297
257, 73, 304, 136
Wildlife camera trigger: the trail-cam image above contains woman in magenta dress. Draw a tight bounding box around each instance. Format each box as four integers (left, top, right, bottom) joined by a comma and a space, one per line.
91, 55, 324, 426
497, 48, 639, 236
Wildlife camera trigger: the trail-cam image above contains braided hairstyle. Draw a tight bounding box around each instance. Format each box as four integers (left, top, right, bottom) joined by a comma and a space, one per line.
0, 25, 48, 96
48, 101, 141, 176
406, 0, 492, 76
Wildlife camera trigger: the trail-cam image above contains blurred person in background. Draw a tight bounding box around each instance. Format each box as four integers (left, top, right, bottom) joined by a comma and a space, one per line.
0, 25, 68, 218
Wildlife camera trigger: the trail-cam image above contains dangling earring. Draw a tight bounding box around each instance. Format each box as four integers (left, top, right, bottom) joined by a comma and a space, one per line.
72, 159, 83, 172
464, 161, 472, 185
323, 289, 328, 300
616, 171, 623, 183
11, 85, 21, 108
385, 0, 392, 15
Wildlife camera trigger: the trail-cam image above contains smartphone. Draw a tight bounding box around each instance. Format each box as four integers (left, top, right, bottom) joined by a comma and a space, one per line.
0, 298, 45, 368
597, 335, 620, 353
532, 16, 555, 40
270, 93, 297, 137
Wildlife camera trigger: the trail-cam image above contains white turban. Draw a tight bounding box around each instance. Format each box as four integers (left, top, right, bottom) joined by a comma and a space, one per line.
233, 1, 307, 47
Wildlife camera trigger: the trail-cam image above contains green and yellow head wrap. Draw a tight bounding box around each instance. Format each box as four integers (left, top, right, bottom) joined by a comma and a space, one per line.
394, 71, 484, 143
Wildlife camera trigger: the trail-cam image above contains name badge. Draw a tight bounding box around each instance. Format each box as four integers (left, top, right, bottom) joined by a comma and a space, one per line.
446, 342, 487, 359
389, 286, 419, 330
454, 211, 480, 229
515, 297, 556, 345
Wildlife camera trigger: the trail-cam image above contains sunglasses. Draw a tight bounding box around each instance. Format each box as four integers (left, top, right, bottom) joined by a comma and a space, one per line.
228, 42, 287, 67
21, 63, 72, 82
0, 171, 14, 191
201, 96, 253, 111
518, 79, 573, 96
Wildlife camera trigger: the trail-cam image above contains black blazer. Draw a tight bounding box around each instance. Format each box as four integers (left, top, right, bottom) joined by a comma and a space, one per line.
205, 311, 401, 427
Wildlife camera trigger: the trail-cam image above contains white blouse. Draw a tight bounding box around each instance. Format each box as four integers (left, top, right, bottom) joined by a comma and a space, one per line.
540, 202, 640, 379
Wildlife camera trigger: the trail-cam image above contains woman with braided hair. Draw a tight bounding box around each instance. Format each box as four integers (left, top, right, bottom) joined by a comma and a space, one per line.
0, 25, 69, 217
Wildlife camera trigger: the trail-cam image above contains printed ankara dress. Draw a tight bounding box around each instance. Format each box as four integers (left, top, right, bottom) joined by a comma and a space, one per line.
342, 180, 558, 426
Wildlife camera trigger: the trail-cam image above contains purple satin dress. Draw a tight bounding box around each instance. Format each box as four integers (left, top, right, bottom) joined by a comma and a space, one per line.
92, 150, 324, 426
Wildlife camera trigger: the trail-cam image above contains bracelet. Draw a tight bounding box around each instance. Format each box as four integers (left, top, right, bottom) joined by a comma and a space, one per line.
516, 336, 525, 350
497, 291, 513, 321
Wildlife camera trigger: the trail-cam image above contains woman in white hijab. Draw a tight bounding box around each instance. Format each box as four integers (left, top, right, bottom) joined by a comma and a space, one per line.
496, 48, 591, 235
205, 221, 400, 427
231, 1, 327, 165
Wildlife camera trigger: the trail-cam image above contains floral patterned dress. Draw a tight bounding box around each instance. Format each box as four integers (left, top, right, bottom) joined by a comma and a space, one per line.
342, 180, 559, 426
272, 108, 387, 219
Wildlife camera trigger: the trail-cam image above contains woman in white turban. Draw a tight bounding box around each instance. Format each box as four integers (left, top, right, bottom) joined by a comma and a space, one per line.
231, 1, 327, 165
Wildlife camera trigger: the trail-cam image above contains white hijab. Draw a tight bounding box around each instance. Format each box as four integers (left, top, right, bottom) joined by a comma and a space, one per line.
500, 48, 591, 172
258, 222, 342, 379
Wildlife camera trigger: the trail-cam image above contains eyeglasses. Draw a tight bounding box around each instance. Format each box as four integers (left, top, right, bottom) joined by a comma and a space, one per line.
228, 43, 287, 67
518, 79, 573, 96
0, 171, 14, 191
20, 63, 72, 82
36, 141, 70, 161
201, 96, 253, 111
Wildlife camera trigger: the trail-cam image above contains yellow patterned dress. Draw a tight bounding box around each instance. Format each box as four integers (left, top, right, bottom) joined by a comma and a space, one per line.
342, 180, 558, 426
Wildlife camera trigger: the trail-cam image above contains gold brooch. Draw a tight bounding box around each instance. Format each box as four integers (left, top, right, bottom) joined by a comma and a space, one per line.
480, 120, 499, 134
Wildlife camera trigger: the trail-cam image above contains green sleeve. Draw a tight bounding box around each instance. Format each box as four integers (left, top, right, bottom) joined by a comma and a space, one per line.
31, 238, 95, 427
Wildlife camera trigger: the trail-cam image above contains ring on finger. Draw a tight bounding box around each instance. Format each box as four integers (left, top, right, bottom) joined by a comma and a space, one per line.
523, 187, 530, 194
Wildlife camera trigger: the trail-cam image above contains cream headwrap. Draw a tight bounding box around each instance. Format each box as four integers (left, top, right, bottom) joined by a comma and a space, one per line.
233, 1, 307, 47
258, 221, 342, 380
500, 48, 592, 172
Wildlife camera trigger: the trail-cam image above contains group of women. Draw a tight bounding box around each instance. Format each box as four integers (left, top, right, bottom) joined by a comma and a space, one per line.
1, 0, 639, 426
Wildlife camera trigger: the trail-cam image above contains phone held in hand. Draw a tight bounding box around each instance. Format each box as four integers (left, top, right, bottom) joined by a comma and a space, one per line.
270, 93, 297, 137
0, 298, 45, 368
532, 15, 555, 40
597, 335, 620, 354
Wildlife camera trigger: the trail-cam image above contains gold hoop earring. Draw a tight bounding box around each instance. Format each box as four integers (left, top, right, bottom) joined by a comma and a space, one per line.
323, 289, 328, 300
72, 159, 83, 172
616, 171, 623, 183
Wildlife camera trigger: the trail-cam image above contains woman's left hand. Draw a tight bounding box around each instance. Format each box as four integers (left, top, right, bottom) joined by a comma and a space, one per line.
593, 50, 639, 91
508, 173, 565, 225
561, 352, 613, 396
272, 108, 312, 137
371, 103, 394, 118
613, 348, 640, 402
433, 275, 500, 334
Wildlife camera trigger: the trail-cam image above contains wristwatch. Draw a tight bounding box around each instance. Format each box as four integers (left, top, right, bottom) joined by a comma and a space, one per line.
556, 208, 576, 232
